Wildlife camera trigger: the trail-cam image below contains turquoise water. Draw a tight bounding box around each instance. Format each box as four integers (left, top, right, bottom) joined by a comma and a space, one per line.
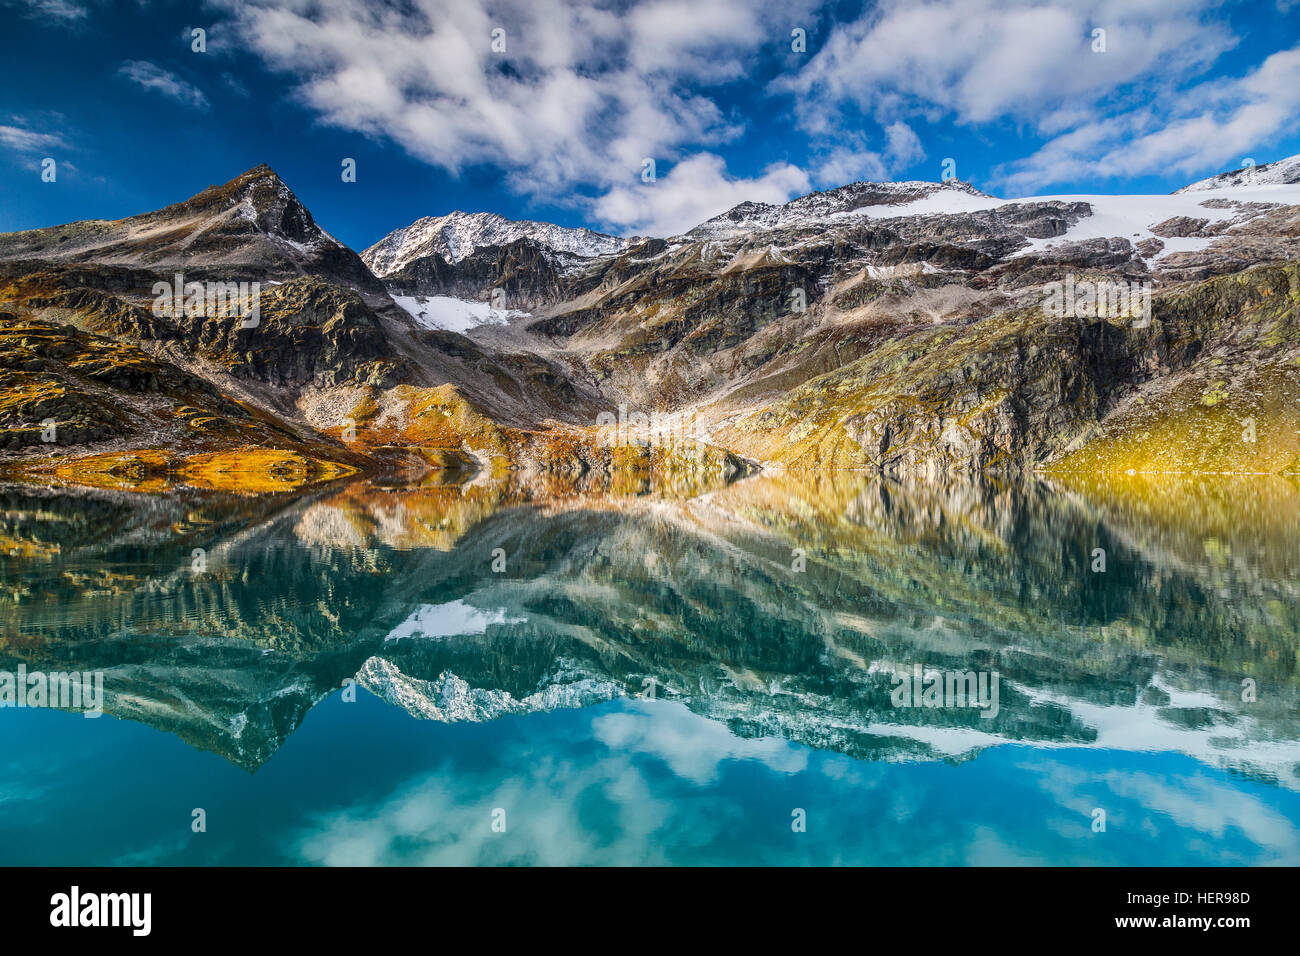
1, 474, 1298, 865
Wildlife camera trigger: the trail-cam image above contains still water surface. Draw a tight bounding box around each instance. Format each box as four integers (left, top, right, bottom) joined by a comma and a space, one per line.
1, 472, 1298, 864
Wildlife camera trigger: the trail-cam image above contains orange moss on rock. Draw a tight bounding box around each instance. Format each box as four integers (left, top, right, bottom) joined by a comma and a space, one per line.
181, 447, 358, 494
48, 448, 178, 493
11, 446, 355, 495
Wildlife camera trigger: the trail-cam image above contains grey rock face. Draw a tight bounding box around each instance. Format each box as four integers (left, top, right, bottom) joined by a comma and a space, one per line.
362, 210, 626, 276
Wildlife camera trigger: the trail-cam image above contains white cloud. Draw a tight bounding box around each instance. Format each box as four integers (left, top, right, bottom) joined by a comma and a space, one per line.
781, 0, 1234, 128
213, 0, 816, 234
0, 123, 67, 154
884, 121, 925, 166
774, 0, 1300, 195
813, 147, 888, 188
997, 44, 1300, 192
809, 120, 928, 188
16, 0, 89, 22
289, 701, 806, 865
592, 700, 807, 784
118, 61, 209, 110
594, 153, 810, 235
206, 0, 1297, 219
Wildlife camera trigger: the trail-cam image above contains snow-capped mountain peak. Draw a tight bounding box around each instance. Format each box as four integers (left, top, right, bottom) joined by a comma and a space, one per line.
1174, 153, 1300, 193
362, 210, 628, 276
685, 179, 992, 239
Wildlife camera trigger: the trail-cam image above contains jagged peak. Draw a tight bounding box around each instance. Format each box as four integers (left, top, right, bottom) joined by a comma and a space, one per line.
0, 161, 376, 287
182, 163, 286, 204
362, 209, 627, 276
143, 163, 351, 251
1174, 153, 1300, 193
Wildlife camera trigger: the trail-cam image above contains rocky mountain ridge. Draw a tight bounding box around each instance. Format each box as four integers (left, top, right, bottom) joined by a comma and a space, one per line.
362, 210, 628, 276
1, 157, 1299, 490
1175, 154, 1300, 193
0, 164, 385, 296
685, 178, 991, 238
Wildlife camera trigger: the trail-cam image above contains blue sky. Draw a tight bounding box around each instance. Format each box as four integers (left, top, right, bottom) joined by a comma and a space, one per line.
2, 0, 1299, 251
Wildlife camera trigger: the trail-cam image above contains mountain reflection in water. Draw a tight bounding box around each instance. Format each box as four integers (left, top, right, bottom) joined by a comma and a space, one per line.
1, 471, 1298, 865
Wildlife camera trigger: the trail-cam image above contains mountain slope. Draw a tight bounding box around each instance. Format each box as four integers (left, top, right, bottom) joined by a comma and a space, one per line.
362, 211, 627, 276
3, 157, 1300, 488
0, 164, 385, 295
0, 168, 685, 488
686, 179, 991, 239
1175, 155, 1300, 193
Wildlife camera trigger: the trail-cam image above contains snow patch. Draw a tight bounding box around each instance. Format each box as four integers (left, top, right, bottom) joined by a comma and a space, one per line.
1002, 183, 1300, 260
391, 294, 527, 333
385, 600, 525, 642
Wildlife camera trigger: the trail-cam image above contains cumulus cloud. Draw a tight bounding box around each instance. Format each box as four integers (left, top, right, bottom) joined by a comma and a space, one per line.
809, 121, 928, 189
780, 0, 1235, 127
207, 0, 1296, 222
594, 153, 810, 236
290, 702, 810, 865
813, 147, 889, 188
592, 700, 808, 784
773, 0, 1300, 195
212, 0, 818, 233
118, 61, 209, 110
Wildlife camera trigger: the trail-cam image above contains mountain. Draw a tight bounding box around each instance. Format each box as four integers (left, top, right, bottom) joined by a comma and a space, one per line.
378, 237, 571, 307
1174, 154, 1300, 193
685, 179, 991, 239
361, 211, 627, 277
0, 165, 709, 489
0, 164, 385, 296
490, 160, 1300, 477
3, 157, 1300, 492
